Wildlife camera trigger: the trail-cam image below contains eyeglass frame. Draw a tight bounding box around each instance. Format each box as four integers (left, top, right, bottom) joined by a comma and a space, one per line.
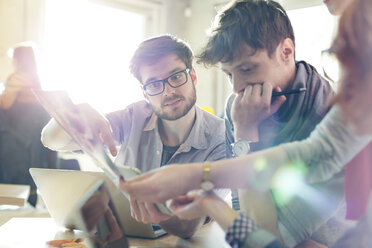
141, 68, 191, 96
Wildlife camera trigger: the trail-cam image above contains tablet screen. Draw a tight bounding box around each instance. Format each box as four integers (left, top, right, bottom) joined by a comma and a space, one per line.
81, 184, 129, 248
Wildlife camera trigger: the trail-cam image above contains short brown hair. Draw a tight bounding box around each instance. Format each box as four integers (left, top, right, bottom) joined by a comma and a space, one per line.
129, 35, 193, 83
197, 0, 295, 66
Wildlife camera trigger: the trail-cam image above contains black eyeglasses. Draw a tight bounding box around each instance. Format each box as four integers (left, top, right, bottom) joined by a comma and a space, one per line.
142, 68, 190, 96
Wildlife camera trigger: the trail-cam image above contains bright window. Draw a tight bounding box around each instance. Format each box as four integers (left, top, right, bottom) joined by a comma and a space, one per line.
287, 5, 339, 84
43, 0, 146, 112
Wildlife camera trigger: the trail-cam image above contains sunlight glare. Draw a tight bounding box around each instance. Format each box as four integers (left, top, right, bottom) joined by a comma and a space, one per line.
43, 0, 145, 112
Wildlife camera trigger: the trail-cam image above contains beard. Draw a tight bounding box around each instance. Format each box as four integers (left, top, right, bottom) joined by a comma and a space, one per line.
151, 83, 197, 121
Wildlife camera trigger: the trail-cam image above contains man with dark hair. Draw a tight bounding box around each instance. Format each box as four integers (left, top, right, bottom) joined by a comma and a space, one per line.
197, 0, 346, 247
41, 35, 226, 238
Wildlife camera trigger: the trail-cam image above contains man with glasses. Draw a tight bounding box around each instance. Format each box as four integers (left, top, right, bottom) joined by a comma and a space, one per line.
41, 35, 226, 238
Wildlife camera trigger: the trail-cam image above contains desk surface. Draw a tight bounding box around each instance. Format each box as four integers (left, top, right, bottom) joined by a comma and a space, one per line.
0, 217, 230, 248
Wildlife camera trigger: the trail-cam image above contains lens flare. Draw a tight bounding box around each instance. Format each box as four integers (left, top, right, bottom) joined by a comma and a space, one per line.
272, 160, 306, 206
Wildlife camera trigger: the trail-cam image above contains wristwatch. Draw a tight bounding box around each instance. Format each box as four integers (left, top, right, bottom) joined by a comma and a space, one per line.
200, 161, 214, 192
232, 138, 251, 157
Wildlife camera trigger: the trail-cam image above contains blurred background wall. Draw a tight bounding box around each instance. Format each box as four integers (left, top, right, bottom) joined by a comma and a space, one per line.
0, 0, 337, 117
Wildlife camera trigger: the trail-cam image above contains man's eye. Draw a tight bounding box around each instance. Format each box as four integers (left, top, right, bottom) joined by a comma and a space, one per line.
147, 81, 162, 90
242, 68, 251, 73
170, 74, 182, 81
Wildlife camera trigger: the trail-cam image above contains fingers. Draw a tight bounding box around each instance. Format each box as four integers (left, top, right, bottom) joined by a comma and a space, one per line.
137, 201, 151, 223
98, 124, 117, 156
78, 103, 117, 156
130, 199, 152, 224
171, 194, 206, 220
120, 172, 158, 201
251, 84, 262, 98
130, 198, 141, 221
270, 86, 286, 114
147, 203, 172, 223
261, 82, 273, 103
130, 198, 171, 224
238, 84, 267, 104
121, 167, 179, 203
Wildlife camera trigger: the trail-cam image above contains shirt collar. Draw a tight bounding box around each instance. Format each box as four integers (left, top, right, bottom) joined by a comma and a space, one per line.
143, 112, 158, 131
143, 106, 209, 150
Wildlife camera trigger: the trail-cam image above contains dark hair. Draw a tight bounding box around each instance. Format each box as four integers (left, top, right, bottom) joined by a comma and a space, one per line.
129, 35, 194, 83
197, 0, 295, 66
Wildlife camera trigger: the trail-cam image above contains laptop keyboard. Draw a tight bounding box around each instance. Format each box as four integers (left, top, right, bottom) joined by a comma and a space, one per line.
151, 223, 162, 231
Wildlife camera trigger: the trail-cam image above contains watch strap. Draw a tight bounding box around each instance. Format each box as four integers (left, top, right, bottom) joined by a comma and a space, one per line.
201, 161, 214, 192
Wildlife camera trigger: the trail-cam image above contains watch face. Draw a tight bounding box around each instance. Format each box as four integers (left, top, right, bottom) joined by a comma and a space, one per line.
233, 140, 250, 157
201, 181, 214, 192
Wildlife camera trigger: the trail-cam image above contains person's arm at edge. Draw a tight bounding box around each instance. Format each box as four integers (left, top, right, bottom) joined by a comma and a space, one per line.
282, 106, 372, 184
0, 76, 21, 109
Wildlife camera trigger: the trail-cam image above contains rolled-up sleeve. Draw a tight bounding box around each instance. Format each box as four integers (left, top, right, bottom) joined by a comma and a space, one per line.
282, 106, 372, 184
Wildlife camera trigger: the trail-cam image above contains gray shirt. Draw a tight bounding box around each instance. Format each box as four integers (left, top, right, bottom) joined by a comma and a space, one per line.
106, 100, 226, 173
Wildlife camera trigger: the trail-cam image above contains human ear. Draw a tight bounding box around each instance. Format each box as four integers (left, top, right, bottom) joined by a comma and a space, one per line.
279, 38, 295, 62
190, 68, 198, 86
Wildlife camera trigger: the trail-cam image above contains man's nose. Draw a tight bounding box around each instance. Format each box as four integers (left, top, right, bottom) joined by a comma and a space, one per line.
231, 75, 244, 94
163, 81, 176, 95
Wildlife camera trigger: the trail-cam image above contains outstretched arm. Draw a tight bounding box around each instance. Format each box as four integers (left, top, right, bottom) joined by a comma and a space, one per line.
41, 103, 117, 156
121, 146, 289, 203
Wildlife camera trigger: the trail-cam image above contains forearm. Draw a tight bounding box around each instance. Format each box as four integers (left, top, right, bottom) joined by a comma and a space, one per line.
0, 88, 18, 109
41, 118, 80, 151
159, 216, 204, 239
205, 196, 238, 230
283, 106, 372, 183
211, 146, 289, 191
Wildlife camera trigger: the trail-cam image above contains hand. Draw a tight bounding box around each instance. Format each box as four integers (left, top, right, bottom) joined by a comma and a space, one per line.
232, 83, 286, 141
169, 191, 238, 230
76, 103, 117, 156
129, 197, 172, 224
120, 163, 200, 203
168, 191, 211, 220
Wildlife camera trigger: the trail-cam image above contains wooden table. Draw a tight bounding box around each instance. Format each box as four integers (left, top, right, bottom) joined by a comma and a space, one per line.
0, 217, 230, 248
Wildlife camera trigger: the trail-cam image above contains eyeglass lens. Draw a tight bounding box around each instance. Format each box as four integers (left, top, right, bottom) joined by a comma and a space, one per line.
144, 70, 188, 96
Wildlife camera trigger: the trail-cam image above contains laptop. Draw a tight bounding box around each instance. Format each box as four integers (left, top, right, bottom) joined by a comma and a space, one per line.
30, 167, 166, 239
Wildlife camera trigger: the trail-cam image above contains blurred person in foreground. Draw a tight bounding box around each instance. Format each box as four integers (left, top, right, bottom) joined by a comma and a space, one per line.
323, 0, 354, 15
0, 43, 57, 206
323, 0, 372, 223
121, 0, 372, 247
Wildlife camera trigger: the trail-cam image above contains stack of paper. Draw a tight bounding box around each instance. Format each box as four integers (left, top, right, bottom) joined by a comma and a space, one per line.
0, 184, 30, 207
